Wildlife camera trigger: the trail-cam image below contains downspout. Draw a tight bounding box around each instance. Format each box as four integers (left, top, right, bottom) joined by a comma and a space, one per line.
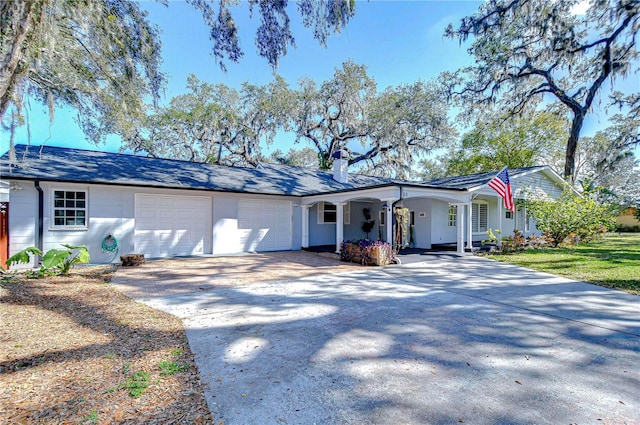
34, 180, 44, 266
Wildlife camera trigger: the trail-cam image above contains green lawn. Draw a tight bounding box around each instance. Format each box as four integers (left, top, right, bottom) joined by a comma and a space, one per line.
488, 233, 640, 295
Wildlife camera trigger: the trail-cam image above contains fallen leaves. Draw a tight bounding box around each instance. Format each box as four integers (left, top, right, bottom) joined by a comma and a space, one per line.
0, 267, 215, 424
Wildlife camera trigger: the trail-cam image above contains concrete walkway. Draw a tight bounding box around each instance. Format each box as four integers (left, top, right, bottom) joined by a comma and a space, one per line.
113, 254, 640, 425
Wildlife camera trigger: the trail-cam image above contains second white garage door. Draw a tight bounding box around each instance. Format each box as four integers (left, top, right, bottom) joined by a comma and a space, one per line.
237, 199, 291, 252
135, 194, 212, 258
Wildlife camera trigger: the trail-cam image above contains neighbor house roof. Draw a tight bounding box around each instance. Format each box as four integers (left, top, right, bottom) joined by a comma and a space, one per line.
0, 144, 393, 196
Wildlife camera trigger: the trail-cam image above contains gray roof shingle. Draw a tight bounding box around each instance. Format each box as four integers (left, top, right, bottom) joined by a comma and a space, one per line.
1, 145, 553, 195
1, 144, 392, 196
420, 166, 549, 189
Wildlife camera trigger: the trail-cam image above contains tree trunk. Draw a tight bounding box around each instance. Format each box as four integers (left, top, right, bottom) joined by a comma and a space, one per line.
564, 111, 585, 183
0, 1, 42, 119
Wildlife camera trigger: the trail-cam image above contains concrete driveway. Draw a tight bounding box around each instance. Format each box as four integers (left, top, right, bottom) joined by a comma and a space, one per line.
112, 253, 640, 424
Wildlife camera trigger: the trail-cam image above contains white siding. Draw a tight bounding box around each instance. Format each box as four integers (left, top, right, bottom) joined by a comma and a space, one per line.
7, 182, 38, 267
431, 200, 458, 244
512, 172, 564, 199
402, 198, 432, 249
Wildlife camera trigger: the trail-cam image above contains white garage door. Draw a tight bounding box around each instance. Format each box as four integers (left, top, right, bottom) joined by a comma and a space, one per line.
238, 199, 291, 252
135, 194, 212, 258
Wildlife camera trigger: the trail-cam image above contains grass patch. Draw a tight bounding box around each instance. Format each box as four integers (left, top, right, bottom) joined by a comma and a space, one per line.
120, 371, 151, 398
488, 233, 640, 294
158, 360, 190, 376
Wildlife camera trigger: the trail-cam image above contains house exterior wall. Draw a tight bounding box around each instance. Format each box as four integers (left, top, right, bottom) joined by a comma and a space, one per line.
431, 200, 458, 244
6, 181, 38, 257
308, 203, 335, 246
512, 172, 564, 199
473, 195, 540, 242
344, 201, 382, 241
6, 180, 299, 266
401, 198, 432, 249
617, 208, 639, 227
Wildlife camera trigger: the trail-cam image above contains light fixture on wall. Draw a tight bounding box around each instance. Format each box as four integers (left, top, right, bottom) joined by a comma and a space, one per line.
10, 183, 22, 191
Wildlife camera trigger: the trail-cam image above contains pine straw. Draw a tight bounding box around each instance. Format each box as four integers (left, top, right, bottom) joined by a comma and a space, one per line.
0, 267, 214, 424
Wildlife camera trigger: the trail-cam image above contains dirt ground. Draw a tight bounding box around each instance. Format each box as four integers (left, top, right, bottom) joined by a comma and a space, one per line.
0, 267, 214, 424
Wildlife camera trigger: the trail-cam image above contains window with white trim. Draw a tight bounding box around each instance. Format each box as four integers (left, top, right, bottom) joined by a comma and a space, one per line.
472, 202, 488, 233
379, 210, 385, 225
448, 205, 457, 227
53, 190, 87, 227
317, 201, 350, 224
505, 210, 513, 219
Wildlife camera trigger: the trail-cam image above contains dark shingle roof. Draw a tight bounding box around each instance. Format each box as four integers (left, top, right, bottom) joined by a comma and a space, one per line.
0, 145, 392, 196
421, 166, 549, 190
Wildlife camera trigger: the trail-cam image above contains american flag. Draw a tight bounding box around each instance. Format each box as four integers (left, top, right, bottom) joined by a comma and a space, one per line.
488, 167, 514, 213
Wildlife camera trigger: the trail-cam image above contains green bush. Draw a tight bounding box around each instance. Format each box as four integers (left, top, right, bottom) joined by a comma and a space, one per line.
526, 191, 616, 247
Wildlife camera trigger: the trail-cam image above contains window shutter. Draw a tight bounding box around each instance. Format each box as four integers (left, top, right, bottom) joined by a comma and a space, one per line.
344, 202, 350, 225
317, 202, 325, 224
472, 204, 479, 232
472, 203, 488, 232
479, 204, 488, 232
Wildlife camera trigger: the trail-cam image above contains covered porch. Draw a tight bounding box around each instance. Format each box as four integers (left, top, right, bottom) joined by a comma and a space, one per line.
300, 185, 484, 255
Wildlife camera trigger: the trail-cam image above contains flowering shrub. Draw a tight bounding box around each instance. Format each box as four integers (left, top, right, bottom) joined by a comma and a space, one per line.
339, 239, 394, 266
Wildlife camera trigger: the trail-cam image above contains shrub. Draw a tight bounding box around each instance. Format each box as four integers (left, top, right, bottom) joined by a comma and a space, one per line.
526, 233, 551, 248
500, 229, 525, 253
525, 191, 616, 247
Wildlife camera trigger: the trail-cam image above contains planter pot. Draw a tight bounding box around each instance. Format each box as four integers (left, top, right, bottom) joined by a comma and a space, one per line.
369, 246, 391, 266
340, 241, 393, 266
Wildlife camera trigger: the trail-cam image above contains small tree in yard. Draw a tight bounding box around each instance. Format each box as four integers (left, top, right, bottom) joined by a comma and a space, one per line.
526, 192, 616, 247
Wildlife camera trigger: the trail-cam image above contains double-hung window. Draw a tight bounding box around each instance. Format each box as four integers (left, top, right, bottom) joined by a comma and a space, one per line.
317, 201, 350, 224
53, 190, 87, 227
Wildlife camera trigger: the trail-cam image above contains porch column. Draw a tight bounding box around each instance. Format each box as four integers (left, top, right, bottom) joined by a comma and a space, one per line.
523, 203, 528, 237
335, 202, 345, 253
382, 199, 394, 245
301, 205, 310, 248
456, 203, 465, 254
466, 202, 473, 251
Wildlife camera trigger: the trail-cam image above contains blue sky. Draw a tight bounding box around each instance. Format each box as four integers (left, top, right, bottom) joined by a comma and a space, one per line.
4, 0, 639, 157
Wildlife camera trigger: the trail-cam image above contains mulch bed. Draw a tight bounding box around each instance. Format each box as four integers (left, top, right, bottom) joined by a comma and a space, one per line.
0, 266, 215, 424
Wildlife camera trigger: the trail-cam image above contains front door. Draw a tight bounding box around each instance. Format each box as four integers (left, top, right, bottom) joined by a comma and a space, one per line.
0, 202, 8, 269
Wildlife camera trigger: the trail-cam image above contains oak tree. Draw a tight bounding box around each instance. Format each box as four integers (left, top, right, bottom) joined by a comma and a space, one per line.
445, 0, 640, 181
1, 0, 356, 148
